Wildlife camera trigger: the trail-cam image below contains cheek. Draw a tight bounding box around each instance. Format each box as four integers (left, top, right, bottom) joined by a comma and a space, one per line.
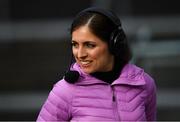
72, 48, 77, 57
91, 49, 108, 63
90, 49, 102, 60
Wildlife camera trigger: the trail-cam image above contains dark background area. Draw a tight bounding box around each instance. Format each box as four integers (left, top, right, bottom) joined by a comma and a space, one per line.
0, 0, 180, 121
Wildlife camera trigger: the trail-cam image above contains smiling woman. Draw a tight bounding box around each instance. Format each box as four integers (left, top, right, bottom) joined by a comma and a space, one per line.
36, 7, 157, 121
72, 26, 114, 74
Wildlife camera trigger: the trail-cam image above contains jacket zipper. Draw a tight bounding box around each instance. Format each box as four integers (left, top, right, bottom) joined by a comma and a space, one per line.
111, 86, 121, 121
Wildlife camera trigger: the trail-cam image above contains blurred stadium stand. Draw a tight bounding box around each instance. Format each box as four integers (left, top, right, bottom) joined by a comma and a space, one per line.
0, 0, 180, 120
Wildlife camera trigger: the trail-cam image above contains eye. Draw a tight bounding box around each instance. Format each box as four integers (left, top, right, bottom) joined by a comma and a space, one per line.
71, 42, 78, 48
85, 43, 96, 48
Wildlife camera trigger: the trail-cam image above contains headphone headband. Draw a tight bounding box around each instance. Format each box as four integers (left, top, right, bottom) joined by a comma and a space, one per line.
77, 7, 121, 27
74, 7, 126, 56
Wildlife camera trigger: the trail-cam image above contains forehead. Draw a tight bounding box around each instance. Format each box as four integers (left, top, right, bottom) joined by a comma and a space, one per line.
72, 26, 104, 43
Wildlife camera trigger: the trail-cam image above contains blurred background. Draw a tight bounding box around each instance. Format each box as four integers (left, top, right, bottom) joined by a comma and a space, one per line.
0, 0, 180, 121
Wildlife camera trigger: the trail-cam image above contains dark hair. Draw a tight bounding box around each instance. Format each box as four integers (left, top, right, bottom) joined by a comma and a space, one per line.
70, 9, 132, 65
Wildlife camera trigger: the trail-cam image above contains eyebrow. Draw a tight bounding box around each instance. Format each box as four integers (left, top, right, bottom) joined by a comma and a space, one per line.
71, 40, 96, 44
71, 40, 76, 42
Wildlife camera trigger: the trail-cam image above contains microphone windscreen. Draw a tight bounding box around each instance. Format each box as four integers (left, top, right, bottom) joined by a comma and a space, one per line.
64, 71, 80, 83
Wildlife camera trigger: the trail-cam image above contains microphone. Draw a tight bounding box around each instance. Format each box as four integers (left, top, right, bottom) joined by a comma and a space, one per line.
64, 70, 80, 84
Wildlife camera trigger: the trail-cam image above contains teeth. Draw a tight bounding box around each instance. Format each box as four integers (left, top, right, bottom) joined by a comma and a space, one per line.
81, 61, 90, 65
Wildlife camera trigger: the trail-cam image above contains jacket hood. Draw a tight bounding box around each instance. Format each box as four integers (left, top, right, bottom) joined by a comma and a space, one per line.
70, 63, 146, 86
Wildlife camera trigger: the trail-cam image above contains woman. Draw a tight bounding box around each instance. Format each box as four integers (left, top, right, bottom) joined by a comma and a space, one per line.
37, 7, 156, 121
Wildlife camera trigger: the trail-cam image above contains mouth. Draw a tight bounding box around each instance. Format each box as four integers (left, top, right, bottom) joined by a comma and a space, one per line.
79, 60, 92, 67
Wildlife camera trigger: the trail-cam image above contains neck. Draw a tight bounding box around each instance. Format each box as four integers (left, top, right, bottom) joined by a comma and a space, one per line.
91, 56, 126, 84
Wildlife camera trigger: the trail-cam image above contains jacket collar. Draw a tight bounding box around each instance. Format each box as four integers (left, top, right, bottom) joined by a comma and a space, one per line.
71, 63, 146, 86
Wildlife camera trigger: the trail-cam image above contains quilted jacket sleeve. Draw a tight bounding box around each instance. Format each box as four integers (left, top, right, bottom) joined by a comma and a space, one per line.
144, 73, 157, 121
36, 80, 73, 121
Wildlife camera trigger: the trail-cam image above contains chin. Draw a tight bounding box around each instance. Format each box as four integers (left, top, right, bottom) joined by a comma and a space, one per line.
82, 69, 94, 74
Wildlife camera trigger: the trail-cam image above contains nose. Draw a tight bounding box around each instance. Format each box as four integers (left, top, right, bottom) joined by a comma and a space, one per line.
77, 47, 87, 59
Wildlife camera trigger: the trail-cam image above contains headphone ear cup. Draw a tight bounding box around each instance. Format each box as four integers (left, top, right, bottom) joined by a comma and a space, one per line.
109, 29, 121, 54
109, 29, 126, 55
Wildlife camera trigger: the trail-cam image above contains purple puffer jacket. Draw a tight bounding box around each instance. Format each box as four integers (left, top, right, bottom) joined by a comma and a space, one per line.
37, 63, 156, 121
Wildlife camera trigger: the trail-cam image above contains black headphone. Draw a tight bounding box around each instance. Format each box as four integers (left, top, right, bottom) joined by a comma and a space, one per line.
75, 7, 126, 55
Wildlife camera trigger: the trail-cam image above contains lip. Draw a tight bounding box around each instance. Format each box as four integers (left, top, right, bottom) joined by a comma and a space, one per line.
79, 60, 92, 68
